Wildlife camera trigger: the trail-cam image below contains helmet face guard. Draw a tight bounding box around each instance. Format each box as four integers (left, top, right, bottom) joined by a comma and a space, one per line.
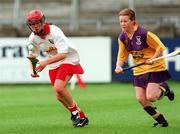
26, 9, 45, 24
26, 9, 45, 33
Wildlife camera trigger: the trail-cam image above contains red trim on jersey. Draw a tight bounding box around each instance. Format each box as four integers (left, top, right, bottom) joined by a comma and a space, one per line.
43, 24, 50, 35
49, 64, 84, 86
35, 23, 50, 38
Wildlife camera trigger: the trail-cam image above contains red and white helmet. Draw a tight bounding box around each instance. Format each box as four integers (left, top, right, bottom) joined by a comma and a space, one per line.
26, 9, 45, 25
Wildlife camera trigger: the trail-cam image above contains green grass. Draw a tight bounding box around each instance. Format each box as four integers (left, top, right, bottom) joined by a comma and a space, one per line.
0, 82, 180, 134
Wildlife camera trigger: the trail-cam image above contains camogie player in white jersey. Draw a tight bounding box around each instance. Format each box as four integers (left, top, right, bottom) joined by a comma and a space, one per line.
26, 9, 89, 127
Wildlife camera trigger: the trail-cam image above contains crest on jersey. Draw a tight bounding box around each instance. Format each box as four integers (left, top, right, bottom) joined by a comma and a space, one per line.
135, 36, 141, 45
48, 39, 54, 44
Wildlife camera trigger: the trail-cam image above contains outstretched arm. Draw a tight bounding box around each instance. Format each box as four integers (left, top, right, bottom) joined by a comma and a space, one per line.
115, 39, 129, 74
36, 53, 67, 72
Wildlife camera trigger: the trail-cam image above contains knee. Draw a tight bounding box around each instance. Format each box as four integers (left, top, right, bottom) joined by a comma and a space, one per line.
54, 84, 64, 94
146, 95, 156, 102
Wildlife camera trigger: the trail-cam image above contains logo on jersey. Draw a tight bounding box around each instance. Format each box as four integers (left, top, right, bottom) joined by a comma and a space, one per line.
131, 51, 144, 59
135, 36, 141, 45
46, 46, 57, 54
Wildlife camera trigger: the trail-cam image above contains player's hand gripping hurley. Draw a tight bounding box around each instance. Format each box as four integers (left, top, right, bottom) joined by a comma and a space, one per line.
122, 49, 180, 72
27, 57, 39, 77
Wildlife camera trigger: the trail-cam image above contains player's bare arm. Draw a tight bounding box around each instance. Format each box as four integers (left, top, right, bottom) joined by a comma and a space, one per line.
36, 53, 67, 72
145, 50, 163, 65
115, 60, 125, 74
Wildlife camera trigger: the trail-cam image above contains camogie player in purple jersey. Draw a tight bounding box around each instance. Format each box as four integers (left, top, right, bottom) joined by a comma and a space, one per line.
26, 9, 89, 127
115, 8, 175, 127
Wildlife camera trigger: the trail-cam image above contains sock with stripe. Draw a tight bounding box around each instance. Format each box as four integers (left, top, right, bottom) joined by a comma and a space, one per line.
144, 106, 167, 123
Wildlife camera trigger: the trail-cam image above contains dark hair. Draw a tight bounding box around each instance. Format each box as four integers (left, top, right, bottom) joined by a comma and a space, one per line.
118, 8, 135, 21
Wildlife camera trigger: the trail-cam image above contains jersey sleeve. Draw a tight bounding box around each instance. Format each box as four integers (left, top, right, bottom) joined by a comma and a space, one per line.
117, 38, 129, 62
146, 31, 166, 52
51, 25, 69, 54
27, 35, 40, 57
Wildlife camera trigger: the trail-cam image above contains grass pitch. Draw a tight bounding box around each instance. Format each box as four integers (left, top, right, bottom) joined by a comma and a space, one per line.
0, 82, 180, 134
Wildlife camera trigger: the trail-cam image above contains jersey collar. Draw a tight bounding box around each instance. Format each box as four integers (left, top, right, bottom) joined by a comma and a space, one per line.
35, 23, 50, 39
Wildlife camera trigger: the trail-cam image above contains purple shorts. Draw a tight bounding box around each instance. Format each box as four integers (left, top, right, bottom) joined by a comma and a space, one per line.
133, 70, 171, 88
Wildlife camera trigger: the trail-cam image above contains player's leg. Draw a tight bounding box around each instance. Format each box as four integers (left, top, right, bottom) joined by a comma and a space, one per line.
54, 75, 74, 107
133, 73, 156, 108
148, 70, 174, 101
146, 82, 174, 101
49, 64, 88, 127
146, 83, 162, 102
133, 72, 169, 127
146, 83, 168, 127
159, 82, 174, 101
54, 75, 88, 127
49, 68, 71, 109
54, 76, 73, 109
135, 86, 168, 127
135, 86, 157, 113
135, 86, 152, 107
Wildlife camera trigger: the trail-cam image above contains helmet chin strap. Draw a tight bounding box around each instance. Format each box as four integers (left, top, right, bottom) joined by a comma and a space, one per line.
27, 23, 44, 35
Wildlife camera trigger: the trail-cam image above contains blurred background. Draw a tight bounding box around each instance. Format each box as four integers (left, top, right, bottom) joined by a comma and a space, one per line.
0, 0, 180, 37
0, 0, 180, 84
0, 1, 180, 133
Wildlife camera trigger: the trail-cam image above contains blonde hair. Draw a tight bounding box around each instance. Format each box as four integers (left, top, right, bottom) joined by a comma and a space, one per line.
118, 8, 135, 21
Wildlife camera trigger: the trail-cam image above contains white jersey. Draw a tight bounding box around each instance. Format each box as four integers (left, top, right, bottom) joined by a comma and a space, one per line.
27, 25, 80, 70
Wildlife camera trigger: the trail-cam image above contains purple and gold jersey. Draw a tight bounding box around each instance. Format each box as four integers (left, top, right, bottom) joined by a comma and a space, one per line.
117, 25, 166, 75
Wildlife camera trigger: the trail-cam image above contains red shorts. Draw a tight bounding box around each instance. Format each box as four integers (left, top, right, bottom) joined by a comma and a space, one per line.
49, 64, 84, 86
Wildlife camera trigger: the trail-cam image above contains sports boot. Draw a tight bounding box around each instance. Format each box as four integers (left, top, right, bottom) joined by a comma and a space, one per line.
153, 121, 168, 127
71, 111, 89, 127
